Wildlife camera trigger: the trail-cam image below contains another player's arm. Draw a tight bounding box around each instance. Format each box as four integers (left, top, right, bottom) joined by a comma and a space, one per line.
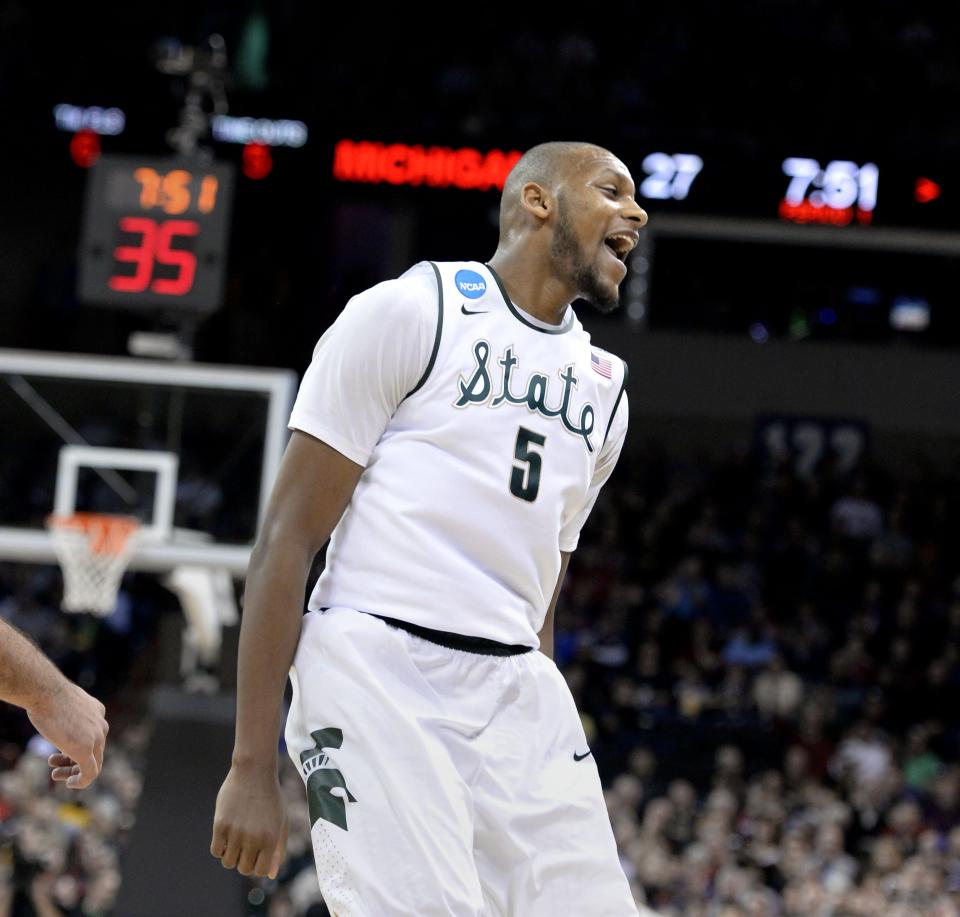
211, 431, 364, 879
537, 550, 571, 661
0, 618, 108, 788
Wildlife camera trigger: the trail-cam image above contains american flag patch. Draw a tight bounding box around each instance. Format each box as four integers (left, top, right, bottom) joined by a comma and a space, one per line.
591, 352, 612, 378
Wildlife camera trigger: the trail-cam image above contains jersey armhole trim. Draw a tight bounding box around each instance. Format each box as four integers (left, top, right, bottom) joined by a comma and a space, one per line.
601, 359, 628, 449
402, 261, 444, 401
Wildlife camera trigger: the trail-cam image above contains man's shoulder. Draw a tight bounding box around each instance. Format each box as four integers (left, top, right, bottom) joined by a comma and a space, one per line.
585, 341, 629, 389
588, 341, 625, 364
409, 260, 490, 289
358, 259, 490, 314
373, 260, 439, 298
343, 262, 440, 324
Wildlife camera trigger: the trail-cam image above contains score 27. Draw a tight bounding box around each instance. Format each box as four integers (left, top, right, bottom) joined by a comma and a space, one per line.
109, 217, 199, 295
640, 153, 704, 201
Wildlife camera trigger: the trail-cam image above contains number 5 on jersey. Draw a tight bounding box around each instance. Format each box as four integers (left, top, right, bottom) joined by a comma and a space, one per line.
510, 427, 546, 502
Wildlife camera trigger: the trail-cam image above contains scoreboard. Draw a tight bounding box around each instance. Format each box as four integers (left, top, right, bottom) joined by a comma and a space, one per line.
631, 150, 953, 230
78, 155, 234, 313
328, 139, 955, 231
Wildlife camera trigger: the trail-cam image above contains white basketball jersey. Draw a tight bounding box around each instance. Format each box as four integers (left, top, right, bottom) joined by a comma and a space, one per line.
288, 260, 629, 647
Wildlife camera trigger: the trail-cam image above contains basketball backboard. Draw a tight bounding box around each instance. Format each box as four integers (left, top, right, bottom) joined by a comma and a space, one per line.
0, 349, 297, 575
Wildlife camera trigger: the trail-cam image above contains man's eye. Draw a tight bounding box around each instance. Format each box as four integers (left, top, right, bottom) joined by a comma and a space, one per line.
601, 186, 618, 196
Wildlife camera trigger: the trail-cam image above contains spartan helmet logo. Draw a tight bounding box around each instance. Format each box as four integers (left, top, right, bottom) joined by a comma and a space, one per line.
300, 728, 357, 831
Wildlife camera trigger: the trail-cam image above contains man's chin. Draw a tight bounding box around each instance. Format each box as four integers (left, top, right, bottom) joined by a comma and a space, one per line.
582, 282, 621, 314
590, 291, 621, 314
569, 262, 622, 313
577, 266, 622, 314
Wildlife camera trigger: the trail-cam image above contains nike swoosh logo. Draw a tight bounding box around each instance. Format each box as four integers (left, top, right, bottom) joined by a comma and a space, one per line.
461, 304, 489, 315
573, 750, 592, 762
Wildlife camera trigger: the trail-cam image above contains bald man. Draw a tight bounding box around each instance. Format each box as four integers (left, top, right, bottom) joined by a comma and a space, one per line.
212, 141, 648, 915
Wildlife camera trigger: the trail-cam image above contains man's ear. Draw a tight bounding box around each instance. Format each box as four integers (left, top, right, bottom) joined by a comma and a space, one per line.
520, 181, 552, 223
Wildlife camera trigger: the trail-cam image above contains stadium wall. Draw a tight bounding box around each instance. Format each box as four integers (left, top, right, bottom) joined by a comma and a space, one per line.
589, 330, 960, 467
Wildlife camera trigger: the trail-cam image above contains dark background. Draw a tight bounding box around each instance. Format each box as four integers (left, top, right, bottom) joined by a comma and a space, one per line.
3, 3, 960, 366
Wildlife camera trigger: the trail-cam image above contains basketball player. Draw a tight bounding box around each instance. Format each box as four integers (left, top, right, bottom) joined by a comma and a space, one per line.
212, 141, 648, 915
0, 617, 108, 788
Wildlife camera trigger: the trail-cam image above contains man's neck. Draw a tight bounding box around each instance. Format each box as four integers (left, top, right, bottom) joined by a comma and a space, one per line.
487, 249, 575, 326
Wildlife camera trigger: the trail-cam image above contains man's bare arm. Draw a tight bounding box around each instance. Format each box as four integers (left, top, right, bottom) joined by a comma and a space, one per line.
537, 550, 571, 661
231, 431, 363, 766
0, 618, 108, 788
211, 430, 364, 879
0, 617, 66, 709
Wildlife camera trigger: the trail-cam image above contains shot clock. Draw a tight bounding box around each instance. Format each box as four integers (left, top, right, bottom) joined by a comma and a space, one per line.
78, 155, 234, 313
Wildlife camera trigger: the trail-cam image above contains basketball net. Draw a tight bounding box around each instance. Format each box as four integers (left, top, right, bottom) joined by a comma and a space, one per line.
46, 513, 142, 616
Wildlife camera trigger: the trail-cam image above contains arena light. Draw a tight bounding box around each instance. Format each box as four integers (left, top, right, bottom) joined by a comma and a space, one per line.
914, 177, 941, 204
333, 140, 522, 191
70, 130, 101, 168
54, 103, 125, 135
212, 115, 308, 148
890, 296, 930, 331
242, 142, 272, 180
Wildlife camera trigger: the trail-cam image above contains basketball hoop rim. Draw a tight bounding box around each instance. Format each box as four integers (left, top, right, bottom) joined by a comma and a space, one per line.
46, 512, 142, 555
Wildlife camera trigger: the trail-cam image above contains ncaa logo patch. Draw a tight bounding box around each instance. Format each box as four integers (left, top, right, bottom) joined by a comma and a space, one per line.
455, 269, 487, 300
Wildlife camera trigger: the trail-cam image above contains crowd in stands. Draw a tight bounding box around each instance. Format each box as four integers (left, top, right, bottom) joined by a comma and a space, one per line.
0, 565, 163, 916
561, 441, 960, 915
1, 438, 960, 915
0, 724, 147, 917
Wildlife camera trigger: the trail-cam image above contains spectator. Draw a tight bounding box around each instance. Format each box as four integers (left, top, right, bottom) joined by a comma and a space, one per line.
752, 654, 804, 720
723, 623, 777, 669
831, 475, 885, 541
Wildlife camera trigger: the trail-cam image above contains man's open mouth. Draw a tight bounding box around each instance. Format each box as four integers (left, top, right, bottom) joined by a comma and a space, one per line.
603, 232, 637, 262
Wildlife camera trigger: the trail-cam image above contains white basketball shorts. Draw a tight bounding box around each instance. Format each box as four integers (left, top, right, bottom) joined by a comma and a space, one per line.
284, 606, 638, 917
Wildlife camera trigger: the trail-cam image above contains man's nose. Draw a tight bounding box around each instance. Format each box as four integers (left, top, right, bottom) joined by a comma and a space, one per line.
625, 199, 648, 228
